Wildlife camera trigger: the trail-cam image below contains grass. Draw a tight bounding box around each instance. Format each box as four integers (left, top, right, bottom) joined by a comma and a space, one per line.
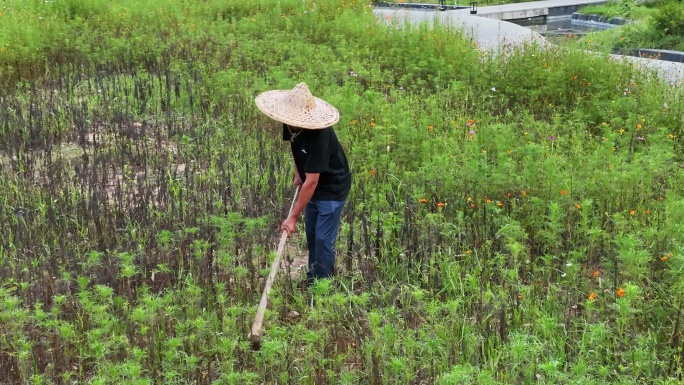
578, 3, 658, 19
1, 0, 684, 383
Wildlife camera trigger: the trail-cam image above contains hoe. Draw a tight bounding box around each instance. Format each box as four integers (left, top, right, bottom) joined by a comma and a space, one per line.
249, 186, 300, 350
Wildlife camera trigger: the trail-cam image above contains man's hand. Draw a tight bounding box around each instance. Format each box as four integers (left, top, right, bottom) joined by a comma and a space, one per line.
293, 173, 303, 188
281, 216, 297, 237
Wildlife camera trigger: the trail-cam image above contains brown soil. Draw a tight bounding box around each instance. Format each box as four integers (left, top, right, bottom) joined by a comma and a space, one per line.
280, 233, 308, 279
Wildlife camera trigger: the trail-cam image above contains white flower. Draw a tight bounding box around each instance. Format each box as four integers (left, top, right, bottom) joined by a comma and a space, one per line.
566, 262, 572, 267
491, 87, 496, 92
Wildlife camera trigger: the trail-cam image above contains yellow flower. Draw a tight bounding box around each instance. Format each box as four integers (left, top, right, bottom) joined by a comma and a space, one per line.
636, 124, 642, 129
629, 210, 636, 215
669, 133, 675, 139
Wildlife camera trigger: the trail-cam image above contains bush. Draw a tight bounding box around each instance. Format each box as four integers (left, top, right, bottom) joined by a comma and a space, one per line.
651, 0, 684, 37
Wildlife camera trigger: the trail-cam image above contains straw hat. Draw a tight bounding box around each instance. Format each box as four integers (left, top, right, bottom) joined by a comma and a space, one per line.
255, 82, 339, 129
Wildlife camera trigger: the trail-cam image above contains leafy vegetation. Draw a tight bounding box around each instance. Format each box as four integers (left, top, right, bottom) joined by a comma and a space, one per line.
1, 0, 684, 383
578, 0, 684, 51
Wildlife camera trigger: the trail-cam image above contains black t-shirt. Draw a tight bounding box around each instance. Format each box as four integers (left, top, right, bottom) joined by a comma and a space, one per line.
283, 124, 352, 201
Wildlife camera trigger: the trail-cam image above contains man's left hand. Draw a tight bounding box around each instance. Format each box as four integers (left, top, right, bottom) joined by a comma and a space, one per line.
281, 216, 297, 237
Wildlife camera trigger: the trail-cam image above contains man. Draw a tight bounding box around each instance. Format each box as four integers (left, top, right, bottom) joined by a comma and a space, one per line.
255, 82, 352, 285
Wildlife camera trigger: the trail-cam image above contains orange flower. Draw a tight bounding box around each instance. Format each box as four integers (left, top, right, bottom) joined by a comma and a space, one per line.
486, 198, 492, 204
592, 270, 600, 278
428, 125, 434, 131
661, 256, 668, 262
658, 197, 664, 201
470, 203, 476, 209
497, 202, 503, 207
419, 198, 428, 204
521, 190, 527, 197
575, 203, 581, 209
517, 294, 523, 299
636, 124, 642, 129
588, 292, 596, 300
644, 210, 650, 215
617, 288, 625, 298
437, 202, 446, 208
572, 75, 578, 81
560, 190, 568, 196
369, 169, 376, 176
507, 192, 513, 197
629, 210, 636, 215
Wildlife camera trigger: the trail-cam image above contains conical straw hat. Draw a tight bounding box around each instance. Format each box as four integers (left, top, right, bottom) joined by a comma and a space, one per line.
255, 83, 339, 129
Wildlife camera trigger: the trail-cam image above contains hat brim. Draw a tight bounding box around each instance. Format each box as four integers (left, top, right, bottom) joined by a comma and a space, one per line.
255, 90, 340, 129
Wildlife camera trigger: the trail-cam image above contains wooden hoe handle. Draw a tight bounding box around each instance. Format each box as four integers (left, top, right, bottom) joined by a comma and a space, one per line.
249, 186, 301, 348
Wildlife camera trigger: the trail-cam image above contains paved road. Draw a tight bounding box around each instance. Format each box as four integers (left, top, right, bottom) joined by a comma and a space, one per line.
373, 5, 684, 85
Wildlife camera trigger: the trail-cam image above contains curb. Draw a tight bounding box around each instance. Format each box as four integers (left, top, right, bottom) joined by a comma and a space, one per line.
613, 48, 684, 63
571, 12, 629, 27
372, 2, 468, 10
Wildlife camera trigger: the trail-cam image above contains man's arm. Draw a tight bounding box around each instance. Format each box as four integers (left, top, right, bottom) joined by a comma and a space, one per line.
281, 172, 318, 236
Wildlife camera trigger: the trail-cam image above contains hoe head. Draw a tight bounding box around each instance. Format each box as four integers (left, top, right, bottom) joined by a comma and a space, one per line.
249, 332, 262, 351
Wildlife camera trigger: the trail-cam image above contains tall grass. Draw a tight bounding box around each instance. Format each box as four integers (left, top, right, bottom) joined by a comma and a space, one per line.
1, 0, 683, 383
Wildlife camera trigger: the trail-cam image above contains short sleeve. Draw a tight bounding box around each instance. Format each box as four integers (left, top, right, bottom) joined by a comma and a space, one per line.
303, 128, 331, 173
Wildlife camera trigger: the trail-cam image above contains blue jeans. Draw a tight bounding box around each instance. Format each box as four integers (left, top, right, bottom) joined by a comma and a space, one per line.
304, 199, 346, 280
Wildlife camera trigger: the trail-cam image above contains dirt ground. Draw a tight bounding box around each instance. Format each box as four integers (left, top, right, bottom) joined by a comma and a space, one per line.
280, 233, 309, 279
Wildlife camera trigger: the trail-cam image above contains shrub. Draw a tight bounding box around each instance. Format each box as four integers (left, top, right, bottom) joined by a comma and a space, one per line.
651, 0, 684, 37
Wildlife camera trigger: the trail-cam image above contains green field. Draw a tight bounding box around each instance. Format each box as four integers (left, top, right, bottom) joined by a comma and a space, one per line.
1, 0, 684, 383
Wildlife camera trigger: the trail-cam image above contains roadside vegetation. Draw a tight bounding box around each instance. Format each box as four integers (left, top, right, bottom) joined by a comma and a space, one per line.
578, 0, 684, 52
1, 0, 683, 383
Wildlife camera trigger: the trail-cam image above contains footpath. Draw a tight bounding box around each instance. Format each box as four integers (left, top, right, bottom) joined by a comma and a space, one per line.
373, 1, 684, 85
